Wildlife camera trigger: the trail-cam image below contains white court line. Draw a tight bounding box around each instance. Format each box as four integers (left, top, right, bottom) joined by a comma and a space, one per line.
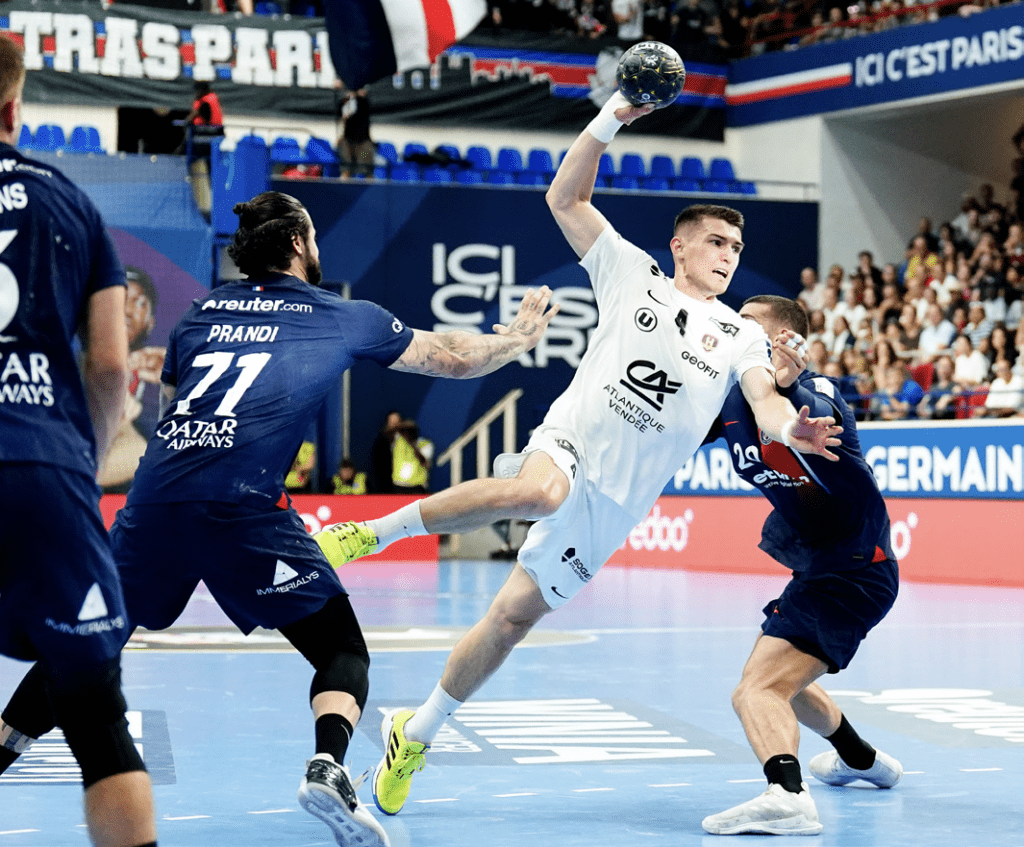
0, 831, 40, 836
415, 798, 459, 804
649, 782, 691, 787
248, 809, 294, 814
493, 792, 537, 797
573, 787, 615, 793
727, 778, 765, 783
903, 771, 925, 775
960, 767, 1003, 772
163, 815, 211, 820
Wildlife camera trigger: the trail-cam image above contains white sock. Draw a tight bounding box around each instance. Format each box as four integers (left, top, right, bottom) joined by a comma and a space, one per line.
403, 683, 463, 745
367, 501, 427, 552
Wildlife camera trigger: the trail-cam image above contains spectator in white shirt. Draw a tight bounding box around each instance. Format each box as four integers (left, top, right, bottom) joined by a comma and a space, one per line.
917, 303, 957, 362
952, 333, 989, 389
978, 358, 1023, 417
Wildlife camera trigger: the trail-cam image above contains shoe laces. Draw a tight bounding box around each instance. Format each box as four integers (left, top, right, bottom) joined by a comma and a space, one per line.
392, 746, 427, 779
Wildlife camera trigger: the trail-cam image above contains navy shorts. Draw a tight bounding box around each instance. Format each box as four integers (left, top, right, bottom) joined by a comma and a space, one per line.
0, 464, 129, 677
112, 501, 346, 635
761, 557, 899, 673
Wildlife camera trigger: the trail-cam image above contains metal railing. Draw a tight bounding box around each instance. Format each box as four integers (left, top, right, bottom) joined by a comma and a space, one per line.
436, 388, 523, 487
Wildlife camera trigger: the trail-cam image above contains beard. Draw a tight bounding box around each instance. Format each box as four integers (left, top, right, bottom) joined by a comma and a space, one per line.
304, 253, 323, 286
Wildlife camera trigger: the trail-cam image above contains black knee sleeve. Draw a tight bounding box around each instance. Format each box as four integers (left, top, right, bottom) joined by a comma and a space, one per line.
48, 658, 146, 788
309, 651, 370, 711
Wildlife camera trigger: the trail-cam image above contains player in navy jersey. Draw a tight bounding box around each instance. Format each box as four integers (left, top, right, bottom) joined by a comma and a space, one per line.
0, 190, 559, 847
0, 34, 158, 847
701, 295, 901, 837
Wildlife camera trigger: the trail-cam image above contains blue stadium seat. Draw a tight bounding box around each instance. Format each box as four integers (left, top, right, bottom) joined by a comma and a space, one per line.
421, 166, 452, 184
671, 177, 703, 192
372, 166, 389, 180
641, 177, 671, 191
650, 154, 675, 180
597, 153, 615, 178
708, 157, 736, 181
487, 171, 514, 185
610, 176, 639, 190
33, 124, 66, 151
305, 136, 340, 177
496, 147, 524, 173
17, 124, 32, 149
735, 180, 757, 195
389, 163, 419, 182
454, 169, 484, 184
466, 145, 492, 171
515, 172, 546, 186
703, 179, 732, 193
270, 136, 304, 164
526, 148, 554, 177
619, 153, 646, 179
679, 156, 706, 181
255, 1, 282, 14
402, 141, 429, 162
69, 125, 103, 154
376, 141, 399, 166
435, 143, 461, 162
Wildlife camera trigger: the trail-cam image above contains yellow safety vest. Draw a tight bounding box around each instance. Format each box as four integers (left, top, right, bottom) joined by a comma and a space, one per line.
392, 434, 430, 489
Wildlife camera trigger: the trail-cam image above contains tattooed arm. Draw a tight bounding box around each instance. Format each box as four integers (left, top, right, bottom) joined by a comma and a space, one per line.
390, 286, 559, 378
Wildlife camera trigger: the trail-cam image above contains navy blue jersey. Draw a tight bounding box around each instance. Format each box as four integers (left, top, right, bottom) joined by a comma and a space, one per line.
127, 274, 413, 507
707, 371, 894, 573
0, 143, 124, 476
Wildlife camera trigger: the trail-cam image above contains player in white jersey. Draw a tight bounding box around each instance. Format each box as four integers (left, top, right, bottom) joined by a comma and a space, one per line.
317, 91, 844, 819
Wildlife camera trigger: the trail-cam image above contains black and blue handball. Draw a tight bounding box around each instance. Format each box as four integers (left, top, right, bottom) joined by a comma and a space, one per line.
616, 41, 686, 109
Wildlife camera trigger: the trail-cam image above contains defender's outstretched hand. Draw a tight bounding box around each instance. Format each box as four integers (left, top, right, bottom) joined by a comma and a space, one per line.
492, 286, 560, 351
772, 329, 808, 389
786, 405, 843, 461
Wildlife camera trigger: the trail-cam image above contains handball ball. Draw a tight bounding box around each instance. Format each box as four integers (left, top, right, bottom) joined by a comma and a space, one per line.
616, 41, 686, 109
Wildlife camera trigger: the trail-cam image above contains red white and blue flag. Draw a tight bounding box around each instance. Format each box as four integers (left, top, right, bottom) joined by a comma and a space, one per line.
325, 0, 486, 90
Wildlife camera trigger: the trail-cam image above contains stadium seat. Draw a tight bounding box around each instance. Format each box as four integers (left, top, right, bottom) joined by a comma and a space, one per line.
466, 145, 492, 171
255, 1, 282, 14
487, 171, 514, 185
454, 169, 484, 184
402, 141, 429, 162
679, 156, 706, 181
33, 124, 66, 151
703, 179, 732, 193
389, 163, 419, 182
270, 136, 304, 164
610, 176, 639, 190
735, 180, 757, 195
421, 166, 452, 184
17, 124, 32, 149
671, 177, 703, 192
515, 172, 546, 186
305, 136, 340, 177
526, 148, 554, 178
597, 153, 615, 179
435, 143, 461, 162
709, 157, 737, 181
376, 141, 399, 166
619, 153, 646, 179
650, 154, 675, 180
496, 147, 524, 173
641, 177, 670, 191
372, 166, 389, 180
68, 125, 103, 154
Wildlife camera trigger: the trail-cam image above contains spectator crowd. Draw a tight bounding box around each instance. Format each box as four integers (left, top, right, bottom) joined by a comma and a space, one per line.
795, 183, 1024, 421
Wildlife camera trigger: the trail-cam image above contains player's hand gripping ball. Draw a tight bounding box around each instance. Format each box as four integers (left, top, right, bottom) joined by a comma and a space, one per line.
616, 41, 686, 109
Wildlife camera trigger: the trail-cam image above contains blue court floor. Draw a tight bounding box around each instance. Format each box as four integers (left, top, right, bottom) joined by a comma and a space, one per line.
2, 560, 1023, 847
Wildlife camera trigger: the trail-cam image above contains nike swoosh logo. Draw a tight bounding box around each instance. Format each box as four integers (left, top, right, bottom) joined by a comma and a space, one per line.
724, 421, 739, 426
551, 586, 567, 599
647, 289, 668, 307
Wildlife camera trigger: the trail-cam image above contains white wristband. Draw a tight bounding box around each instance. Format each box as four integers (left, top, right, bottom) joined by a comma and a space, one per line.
586, 91, 630, 144
780, 420, 796, 448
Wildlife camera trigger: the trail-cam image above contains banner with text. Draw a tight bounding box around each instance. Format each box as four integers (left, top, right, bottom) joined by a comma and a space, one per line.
728, 4, 1024, 126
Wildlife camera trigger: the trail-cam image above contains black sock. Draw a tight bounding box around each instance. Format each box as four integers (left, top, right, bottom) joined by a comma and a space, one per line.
825, 714, 876, 770
315, 714, 353, 765
763, 753, 804, 794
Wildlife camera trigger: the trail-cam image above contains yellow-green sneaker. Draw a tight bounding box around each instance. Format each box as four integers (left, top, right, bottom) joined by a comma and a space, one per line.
372, 710, 429, 816
315, 521, 378, 568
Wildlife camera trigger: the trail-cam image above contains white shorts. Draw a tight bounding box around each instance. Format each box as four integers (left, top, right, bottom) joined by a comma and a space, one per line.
494, 426, 638, 610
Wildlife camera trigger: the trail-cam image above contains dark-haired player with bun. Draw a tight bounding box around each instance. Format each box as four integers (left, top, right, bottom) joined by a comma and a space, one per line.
0, 191, 559, 847
701, 295, 901, 837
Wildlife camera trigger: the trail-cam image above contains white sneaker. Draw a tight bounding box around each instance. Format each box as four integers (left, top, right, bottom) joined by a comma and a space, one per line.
702, 782, 823, 836
809, 749, 903, 788
298, 754, 390, 847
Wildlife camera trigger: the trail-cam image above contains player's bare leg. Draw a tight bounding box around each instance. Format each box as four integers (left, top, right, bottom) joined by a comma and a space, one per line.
84, 771, 156, 847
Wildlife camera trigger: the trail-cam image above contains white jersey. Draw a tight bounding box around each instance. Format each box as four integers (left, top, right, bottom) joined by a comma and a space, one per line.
542, 225, 773, 521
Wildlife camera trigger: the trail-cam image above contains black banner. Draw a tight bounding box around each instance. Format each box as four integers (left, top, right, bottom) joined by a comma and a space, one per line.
3, 1, 725, 138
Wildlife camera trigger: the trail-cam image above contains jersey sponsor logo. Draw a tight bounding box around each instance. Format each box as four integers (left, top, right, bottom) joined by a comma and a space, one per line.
392, 318, 404, 333
77, 583, 109, 621
675, 308, 688, 338
634, 307, 657, 332
680, 349, 720, 379
0, 347, 54, 406
710, 317, 739, 336
201, 296, 312, 314
604, 383, 668, 433
701, 333, 719, 352
256, 567, 319, 596
45, 585, 125, 637
155, 417, 237, 449
0, 182, 28, 211
206, 324, 280, 343
272, 560, 299, 585
619, 360, 682, 411
561, 546, 592, 583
